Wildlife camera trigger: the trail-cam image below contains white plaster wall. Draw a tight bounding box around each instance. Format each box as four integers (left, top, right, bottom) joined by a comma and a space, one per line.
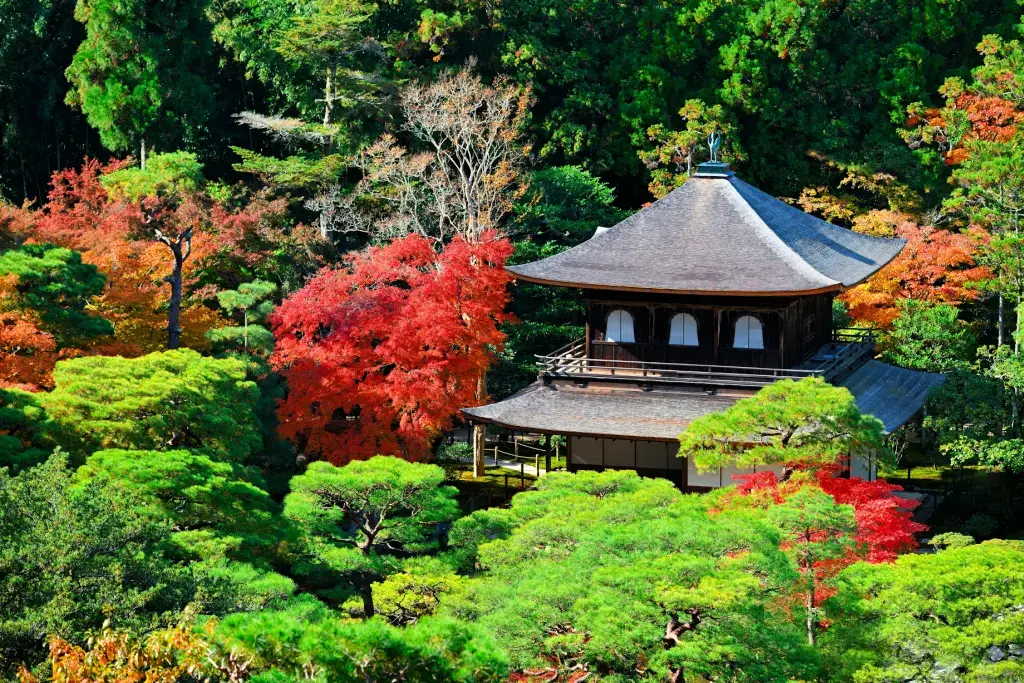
722, 465, 756, 487
687, 457, 722, 487
754, 463, 787, 479
850, 454, 877, 481
604, 439, 635, 467
570, 436, 603, 466
637, 440, 671, 469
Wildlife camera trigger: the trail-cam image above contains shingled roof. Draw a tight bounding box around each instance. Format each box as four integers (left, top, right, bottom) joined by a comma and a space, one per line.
508, 168, 906, 295
840, 360, 946, 433
462, 384, 737, 441
462, 361, 944, 438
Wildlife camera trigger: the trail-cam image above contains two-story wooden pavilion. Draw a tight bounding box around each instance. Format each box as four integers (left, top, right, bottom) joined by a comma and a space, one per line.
462, 160, 945, 490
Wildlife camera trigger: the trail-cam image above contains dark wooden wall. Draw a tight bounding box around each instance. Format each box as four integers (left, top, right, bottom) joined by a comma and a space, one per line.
584, 290, 836, 369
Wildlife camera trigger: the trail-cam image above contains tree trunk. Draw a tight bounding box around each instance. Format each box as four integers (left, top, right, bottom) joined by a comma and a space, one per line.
805, 573, 816, 646
998, 293, 1005, 347
167, 254, 184, 349
152, 225, 193, 351
361, 580, 375, 618
473, 423, 487, 478
473, 374, 488, 477
1016, 292, 1023, 355
140, 137, 147, 170
323, 63, 336, 126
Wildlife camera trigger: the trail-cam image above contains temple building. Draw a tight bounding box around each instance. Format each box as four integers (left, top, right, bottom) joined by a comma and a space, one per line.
462, 159, 945, 490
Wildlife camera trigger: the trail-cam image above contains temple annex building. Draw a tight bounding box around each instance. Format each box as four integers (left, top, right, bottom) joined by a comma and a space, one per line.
461, 160, 945, 491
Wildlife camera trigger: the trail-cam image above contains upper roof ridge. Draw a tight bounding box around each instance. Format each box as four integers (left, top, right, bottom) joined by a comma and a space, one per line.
507, 172, 906, 296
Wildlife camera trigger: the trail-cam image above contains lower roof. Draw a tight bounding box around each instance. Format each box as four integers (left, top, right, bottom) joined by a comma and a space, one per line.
840, 360, 946, 432
462, 361, 945, 439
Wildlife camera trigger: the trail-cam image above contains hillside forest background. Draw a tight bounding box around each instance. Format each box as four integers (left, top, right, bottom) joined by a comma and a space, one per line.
3, 0, 1024, 681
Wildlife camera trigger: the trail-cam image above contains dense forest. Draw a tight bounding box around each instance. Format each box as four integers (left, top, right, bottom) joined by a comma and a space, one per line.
2, 0, 1024, 680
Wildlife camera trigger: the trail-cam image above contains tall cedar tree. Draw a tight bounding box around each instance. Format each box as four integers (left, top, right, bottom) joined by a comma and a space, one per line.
273, 0, 377, 126
64, 0, 215, 161
270, 233, 512, 463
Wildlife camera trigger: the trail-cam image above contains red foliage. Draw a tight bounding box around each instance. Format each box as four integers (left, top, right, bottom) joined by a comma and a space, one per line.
270, 233, 513, 464
27, 160, 321, 354
841, 220, 990, 327
728, 466, 925, 567
722, 465, 925, 616
815, 468, 925, 563
35, 158, 140, 250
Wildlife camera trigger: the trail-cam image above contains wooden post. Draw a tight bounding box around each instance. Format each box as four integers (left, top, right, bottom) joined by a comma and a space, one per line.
472, 422, 487, 478
713, 309, 721, 364
520, 462, 525, 490
514, 434, 519, 460
535, 453, 539, 474
545, 434, 552, 473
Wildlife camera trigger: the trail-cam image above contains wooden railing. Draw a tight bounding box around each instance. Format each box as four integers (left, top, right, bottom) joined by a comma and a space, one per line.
538, 344, 819, 388
818, 328, 876, 381
833, 327, 875, 344
537, 328, 876, 388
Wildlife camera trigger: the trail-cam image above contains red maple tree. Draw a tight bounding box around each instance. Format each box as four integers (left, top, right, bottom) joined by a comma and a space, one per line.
723, 463, 925, 622
731, 466, 923, 564
841, 219, 990, 327
270, 232, 513, 464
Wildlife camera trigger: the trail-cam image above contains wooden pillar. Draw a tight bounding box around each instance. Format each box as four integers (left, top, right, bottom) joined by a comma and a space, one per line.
472, 421, 487, 478
778, 309, 786, 368
713, 309, 721, 364
545, 434, 552, 473
648, 303, 656, 360
585, 301, 592, 360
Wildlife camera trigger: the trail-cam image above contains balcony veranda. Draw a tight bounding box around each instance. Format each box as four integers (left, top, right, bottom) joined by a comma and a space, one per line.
536, 328, 876, 390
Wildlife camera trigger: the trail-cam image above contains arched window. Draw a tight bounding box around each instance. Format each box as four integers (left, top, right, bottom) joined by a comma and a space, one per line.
668, 313, 699, 346
606, 309, 635, 343
733, 315, 764, 349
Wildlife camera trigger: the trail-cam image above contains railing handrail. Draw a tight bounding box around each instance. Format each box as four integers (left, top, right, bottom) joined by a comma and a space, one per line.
537, 329, 877, 387
536, 353, 821, 377
833, 327, 875, 342
548, 337, 586, 359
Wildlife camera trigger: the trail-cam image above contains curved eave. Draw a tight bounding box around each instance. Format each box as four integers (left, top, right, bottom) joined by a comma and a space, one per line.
832, 237, 906, 291
506, 230, 906, 297
505, 267, 844, 298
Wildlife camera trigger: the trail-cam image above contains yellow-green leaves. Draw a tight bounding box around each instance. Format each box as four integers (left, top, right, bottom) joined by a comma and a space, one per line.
679, 377, 887, 473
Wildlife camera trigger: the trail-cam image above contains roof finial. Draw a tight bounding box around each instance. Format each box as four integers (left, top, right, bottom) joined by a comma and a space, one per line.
707, 131, 721, 163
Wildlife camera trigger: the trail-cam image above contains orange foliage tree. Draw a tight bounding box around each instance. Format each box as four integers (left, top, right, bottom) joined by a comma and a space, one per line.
270, 233, 513, 463
31, 159, 220, 353
904, 33, 1024, 166
17, 624, 210, 683
840, 218, 990, 327
28, 159, 316, 353
907, 92, 1023, 165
